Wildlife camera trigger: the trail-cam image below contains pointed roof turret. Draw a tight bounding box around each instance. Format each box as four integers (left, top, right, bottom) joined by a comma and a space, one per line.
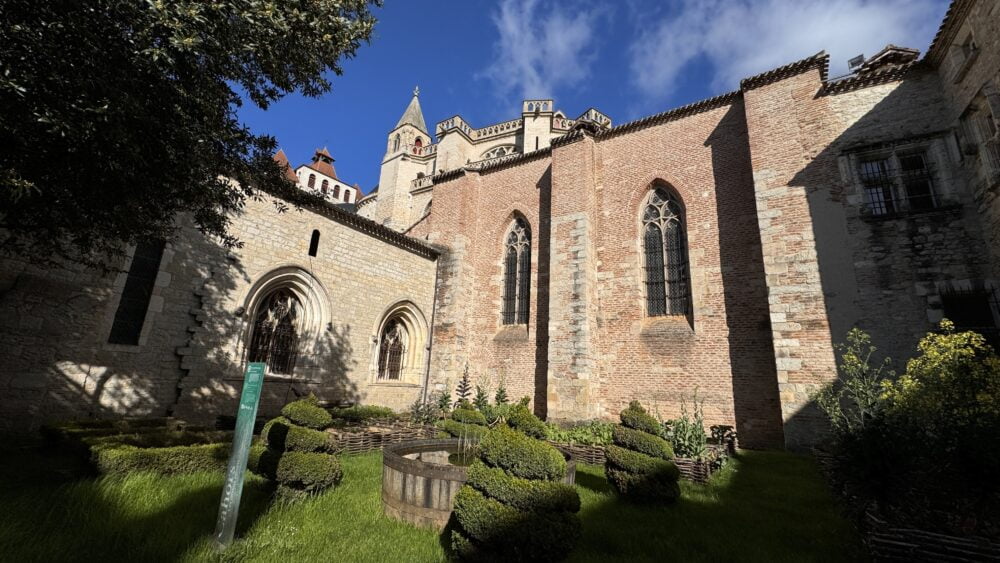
273, 149, 299, 182
394, 86, 428, 133
307, 147, 339, 179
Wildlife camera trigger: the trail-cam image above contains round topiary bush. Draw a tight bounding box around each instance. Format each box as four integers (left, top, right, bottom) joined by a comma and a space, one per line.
450, 425, 581, 561
605, 401, 680, 503
281, 395, 333, 430
440, 405, 489, 440
252, 395, 342, 500
505, 403, 546, 439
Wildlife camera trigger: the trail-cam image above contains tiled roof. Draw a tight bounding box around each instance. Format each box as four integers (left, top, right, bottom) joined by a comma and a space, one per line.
820, 60, 925, 95
273, 149, 299, 182
307, 147, 338, 179
926, 0, 971, 65
740, 51, 830, 91
294, 193, 439, 259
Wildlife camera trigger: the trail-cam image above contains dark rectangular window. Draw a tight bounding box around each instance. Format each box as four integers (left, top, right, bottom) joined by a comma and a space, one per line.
898, 153, 936, 211
859, 158, 895, 216
942, 288, 1000, 350
108, 240, 166, 345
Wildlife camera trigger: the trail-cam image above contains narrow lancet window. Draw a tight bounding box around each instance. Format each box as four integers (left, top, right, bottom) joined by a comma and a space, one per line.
642, 188, 690, 316
501, 218, 531, 325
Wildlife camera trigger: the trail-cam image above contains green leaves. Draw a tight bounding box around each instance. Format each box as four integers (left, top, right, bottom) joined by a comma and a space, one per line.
1, 0, 380, 264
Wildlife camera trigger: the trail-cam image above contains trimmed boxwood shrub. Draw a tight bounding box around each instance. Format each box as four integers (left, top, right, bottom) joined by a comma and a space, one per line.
281, 395, 333, 430
505, 404, 546, 439
328, 404, 396, 424
451, 425, 581, 561
612, 425, 673, 460
439, 419, 489, 440
91, 442, 230, 475
452, 407, 487, 426
606, 401, 680, 504
276, 451, 343, 493
619, 403, 662, 436
252, 396, 342, 500
478, 426, 565, 481
262, 417, 334, 453
466, 461, 580, 513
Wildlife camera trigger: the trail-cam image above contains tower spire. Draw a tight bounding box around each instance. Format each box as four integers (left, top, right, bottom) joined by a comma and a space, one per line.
394, 87, 428, 133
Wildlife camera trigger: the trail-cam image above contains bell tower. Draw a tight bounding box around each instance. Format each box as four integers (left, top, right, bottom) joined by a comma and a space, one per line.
374, 87, 432, 230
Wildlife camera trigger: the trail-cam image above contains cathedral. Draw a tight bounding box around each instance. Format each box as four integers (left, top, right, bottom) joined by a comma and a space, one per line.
1, 0, 997, 449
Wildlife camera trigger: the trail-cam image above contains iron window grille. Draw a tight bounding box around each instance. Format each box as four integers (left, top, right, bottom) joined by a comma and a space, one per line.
858, 150, 939, 217
501, 219, 531, 325
247, 289, 300, 375
377, 319, 406, 381
642, 189, 690, 317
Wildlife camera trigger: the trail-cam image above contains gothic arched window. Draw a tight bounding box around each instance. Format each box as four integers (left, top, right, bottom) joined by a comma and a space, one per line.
414, 137, 423, 148
502, 218, 531, 325
333, 185, 340, 199
642, 188, 690, 316
308, 174, 316, 188
248, 289, 300, 374
321, 179, 328, 194
393, 134, 400, 152
377, 318, 407, 380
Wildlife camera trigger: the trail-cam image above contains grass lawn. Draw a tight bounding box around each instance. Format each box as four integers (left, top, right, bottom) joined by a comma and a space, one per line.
0, 448, 865, 562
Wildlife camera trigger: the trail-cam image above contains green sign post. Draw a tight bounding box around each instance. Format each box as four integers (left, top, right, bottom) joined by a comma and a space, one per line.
213, 362, 266, 548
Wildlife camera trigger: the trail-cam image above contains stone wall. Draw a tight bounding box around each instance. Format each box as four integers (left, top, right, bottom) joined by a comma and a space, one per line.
743, 59, 993, 448
0, 198, 437, 431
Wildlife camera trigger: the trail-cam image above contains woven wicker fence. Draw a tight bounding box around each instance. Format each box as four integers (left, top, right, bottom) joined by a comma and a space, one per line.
327, 422, 437, 455
548, 441, 729, 483
865, 511, 1000, 561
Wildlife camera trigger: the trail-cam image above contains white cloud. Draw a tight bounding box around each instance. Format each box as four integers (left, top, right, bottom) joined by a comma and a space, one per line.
482, 0, 603, 101
629, 0, 946, 103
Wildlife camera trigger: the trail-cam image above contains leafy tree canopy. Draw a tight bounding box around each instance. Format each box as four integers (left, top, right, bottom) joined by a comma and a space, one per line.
1, 0, 380, 265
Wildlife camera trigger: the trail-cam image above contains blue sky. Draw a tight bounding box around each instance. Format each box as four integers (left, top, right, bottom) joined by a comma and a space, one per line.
237, 0, 951, 192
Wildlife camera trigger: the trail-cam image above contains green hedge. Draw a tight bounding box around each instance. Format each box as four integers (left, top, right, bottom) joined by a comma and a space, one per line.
281, 396, 332, 430
606, 401, 680, 504
620, 401, 662, 436
83, 429, 231, 450
612, 425, 673, 461
605, 466, 681, 502
452, 407, 487, 426
92, 442, 230, 475
276, 451, 343, 493
478, 426, 565, 481
505, 405, 546, 439
262, 417, 334, 453
439, 419, 489, 440
328, 405, 396, 424
466, 461, 580, 513
451, 486, 581, 561
605, 445, 680, 480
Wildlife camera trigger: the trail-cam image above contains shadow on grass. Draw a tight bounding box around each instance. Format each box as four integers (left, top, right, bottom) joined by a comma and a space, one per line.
568, 450, 867, 563
0, 447, 272, 562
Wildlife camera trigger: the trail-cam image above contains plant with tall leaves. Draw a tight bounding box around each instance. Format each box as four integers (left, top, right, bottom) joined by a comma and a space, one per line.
1, 0, 380, 266
812, 328, 894, 436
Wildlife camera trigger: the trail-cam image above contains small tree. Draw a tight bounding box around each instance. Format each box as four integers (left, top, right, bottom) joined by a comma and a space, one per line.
812, 327, 894, 436
454, 365, 472, 407
436, 387, 453, 414
473, 385, 490, 412
494, 370, 509, 405
2, 0, 381, 265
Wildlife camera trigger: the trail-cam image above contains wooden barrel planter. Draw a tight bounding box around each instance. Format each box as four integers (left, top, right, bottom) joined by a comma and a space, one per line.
382, 438, 577, 530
